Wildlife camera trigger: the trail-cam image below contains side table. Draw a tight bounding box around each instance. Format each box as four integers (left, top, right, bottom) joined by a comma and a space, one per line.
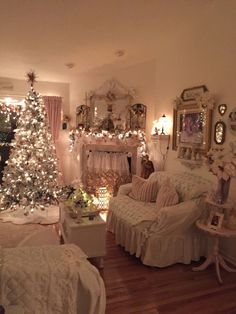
59, 203, 106, 268
193, 220, 236, 284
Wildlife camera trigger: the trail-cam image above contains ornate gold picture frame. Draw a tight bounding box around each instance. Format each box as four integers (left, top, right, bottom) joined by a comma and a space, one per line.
172, 89, 214, 153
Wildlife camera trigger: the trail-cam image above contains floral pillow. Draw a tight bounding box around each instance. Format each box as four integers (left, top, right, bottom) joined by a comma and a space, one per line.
156, 179, 179, 211
129, 175, 158, 202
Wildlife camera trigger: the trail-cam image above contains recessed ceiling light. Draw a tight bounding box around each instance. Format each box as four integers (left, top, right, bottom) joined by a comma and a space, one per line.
115, 50, 125, 57
65, 62, 75, 69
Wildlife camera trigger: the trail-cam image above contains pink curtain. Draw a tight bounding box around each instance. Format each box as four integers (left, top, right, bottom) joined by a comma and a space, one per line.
43, 96, 62, 142
43, 96, 64, 184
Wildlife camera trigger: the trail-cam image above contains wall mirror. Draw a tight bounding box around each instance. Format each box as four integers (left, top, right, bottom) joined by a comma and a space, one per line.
214, 120, 226, 144
77, 78, 146, 132
218, 104, 227, 116
89, 78, 136, 131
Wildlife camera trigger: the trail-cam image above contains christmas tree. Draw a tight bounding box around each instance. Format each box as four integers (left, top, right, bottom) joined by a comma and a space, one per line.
0, 71, 60, 212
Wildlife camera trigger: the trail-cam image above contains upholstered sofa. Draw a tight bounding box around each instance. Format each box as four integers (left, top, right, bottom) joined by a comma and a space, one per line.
107, 171, 212, 267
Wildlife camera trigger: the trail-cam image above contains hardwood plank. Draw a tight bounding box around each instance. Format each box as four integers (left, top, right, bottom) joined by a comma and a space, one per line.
101, 232, 236, 314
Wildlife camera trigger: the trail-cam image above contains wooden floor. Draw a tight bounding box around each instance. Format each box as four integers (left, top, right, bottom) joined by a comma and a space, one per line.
100, 232, 236, 314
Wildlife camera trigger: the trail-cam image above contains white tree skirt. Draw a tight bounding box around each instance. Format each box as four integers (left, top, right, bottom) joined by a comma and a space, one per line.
0, 205, 59, 225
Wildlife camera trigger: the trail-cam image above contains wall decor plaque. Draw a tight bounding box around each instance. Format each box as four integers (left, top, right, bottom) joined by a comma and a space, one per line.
218, 104, 227, 116
181, 85, 208, 102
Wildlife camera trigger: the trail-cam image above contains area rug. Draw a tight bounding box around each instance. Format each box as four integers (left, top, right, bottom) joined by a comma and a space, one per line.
0, 205, 59, 225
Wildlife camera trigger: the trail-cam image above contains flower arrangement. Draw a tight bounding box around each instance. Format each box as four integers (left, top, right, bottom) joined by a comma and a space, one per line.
206, 143, 236, 203
64, 186, 93, 209
206, 147, 236, 181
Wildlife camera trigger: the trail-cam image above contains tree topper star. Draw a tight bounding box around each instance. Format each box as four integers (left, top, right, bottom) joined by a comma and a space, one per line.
26, 71, 37, 86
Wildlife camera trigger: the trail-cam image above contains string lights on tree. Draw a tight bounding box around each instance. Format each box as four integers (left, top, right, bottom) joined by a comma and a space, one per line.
0, 71, 60, 213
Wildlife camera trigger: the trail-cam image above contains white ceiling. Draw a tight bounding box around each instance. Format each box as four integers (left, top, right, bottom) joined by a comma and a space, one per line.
0, 0, 235, 83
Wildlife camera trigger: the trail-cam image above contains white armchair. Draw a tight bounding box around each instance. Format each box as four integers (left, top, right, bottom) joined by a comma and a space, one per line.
107, 171, 211, 267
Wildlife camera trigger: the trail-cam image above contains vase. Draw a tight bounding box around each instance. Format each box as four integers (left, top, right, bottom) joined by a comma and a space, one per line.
215, 177, 231, 204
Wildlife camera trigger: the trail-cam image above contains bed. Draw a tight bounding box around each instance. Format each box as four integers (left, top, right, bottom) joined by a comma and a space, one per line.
0, 243, 106, 314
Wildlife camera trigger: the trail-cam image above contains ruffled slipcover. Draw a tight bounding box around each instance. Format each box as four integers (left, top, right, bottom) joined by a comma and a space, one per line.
107, 171, 211, 267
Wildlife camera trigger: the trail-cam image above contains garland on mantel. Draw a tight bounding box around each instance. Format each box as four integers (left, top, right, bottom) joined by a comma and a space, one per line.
69, 127, 147, 157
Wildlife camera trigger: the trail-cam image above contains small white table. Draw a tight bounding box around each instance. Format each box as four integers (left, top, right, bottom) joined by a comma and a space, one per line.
205, 197, 234, 226
59, 204, 106, 268
193, 220, 236, 284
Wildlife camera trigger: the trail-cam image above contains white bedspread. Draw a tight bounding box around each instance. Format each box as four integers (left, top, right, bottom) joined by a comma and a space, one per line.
0, 244, 106, 314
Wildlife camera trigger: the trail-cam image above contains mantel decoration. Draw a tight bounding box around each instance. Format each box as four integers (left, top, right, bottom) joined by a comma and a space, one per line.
69, 127, 147, 157
205, 141, 236, 204
173, 86, 215, 169
70, 78, 148, 197
72, 78, 147, 156
75, 78, 145, 132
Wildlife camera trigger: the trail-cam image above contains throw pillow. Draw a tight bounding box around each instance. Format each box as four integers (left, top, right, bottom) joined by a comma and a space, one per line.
156, 179, 179, 211
129, 175, 158, 202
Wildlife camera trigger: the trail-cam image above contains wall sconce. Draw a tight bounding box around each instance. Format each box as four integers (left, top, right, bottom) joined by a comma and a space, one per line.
151, 114, 171, 170
98, 187, 109, 210
151, 114, 170, 140
160, 114, 167, 135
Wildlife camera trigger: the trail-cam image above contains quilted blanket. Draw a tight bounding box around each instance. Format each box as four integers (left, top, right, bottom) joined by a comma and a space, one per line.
0, 244, 106, 314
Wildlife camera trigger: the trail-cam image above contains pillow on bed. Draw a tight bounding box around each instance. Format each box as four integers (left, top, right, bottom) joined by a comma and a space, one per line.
129, 175, 158, 202
156, 179, 179, 211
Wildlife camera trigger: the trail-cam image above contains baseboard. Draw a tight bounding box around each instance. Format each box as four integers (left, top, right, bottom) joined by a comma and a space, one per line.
221, 249, 236, 267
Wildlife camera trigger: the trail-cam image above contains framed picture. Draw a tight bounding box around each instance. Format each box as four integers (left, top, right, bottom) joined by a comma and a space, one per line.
178, 109, 203, 146
207, 211, 224, 230
172, 101, 212, 151
181, 85, 208, 102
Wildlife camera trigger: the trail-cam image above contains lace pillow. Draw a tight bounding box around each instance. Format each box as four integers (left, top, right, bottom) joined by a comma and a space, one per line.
156, 179, 179, 211
129, 175, 158, 202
